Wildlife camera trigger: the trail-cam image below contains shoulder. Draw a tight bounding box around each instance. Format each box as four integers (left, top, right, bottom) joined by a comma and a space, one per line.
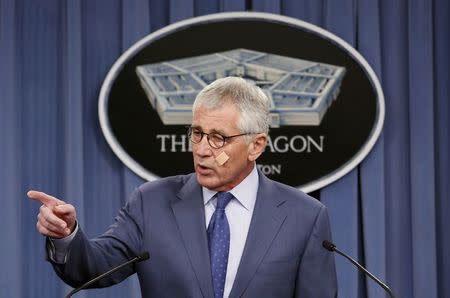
260, 174, 331, 240
137, 173, 195, 194
260, 172, 325, 213
125, 173, 196, 206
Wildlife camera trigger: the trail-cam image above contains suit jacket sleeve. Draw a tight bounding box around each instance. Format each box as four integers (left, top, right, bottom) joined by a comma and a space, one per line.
295, 205, 337, 297
47, 188, 145, 289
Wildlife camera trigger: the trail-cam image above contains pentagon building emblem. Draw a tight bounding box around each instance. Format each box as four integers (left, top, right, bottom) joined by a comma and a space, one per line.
136, 49, 345, 127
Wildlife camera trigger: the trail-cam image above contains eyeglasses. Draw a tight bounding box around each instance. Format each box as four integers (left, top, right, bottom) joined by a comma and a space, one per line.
188, 127, 254, 149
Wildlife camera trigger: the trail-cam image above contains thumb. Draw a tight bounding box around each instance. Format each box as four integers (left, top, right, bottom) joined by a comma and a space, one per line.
53, 204, 77, 233
53, 204, 75, 216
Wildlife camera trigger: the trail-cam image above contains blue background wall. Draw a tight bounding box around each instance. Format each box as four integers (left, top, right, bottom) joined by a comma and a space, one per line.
1, 0, 449, 297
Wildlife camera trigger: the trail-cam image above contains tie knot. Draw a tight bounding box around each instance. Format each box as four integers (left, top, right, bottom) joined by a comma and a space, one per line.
216, 192, 233, 210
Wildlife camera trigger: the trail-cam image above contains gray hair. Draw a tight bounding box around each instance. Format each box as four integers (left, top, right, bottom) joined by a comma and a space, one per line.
192, 77, 270, 138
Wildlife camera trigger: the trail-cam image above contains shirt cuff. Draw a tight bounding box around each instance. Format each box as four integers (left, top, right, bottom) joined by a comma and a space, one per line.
47, 222, 79, 264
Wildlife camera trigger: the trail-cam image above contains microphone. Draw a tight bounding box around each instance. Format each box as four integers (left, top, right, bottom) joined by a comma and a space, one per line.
322, 240, 395, 298
66, 252, 150, 298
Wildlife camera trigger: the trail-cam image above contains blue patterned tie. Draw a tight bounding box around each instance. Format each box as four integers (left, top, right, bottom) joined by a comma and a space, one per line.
207, 192, 234, 298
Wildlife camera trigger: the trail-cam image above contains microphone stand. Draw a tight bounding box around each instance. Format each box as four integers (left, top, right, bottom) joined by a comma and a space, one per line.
66, 252, 149, 298
323, 241, 395, 298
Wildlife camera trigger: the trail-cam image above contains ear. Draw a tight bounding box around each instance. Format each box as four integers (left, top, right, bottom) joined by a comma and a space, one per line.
248, 133, 267, 162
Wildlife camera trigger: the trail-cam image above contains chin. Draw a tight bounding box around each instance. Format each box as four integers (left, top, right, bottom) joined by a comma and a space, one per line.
196, 173, 218, 190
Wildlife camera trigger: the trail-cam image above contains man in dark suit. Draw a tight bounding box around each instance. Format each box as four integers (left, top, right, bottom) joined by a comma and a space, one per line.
29, 76, 337, 297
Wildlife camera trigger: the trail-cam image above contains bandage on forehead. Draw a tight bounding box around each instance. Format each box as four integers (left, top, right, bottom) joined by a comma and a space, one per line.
215, 151, 229, 166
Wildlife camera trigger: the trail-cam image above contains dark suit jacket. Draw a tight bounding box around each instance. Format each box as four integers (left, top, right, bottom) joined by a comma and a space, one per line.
50, 171, 337, 297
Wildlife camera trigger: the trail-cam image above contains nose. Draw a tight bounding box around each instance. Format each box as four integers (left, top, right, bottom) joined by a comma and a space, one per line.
193, 135, 213, 157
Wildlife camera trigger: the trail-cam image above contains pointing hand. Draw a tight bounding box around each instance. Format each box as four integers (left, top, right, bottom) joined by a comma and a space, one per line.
28, 190, 77, 239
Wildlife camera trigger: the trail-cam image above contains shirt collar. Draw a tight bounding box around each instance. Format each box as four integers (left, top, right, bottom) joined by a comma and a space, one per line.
202, 164, 259, 211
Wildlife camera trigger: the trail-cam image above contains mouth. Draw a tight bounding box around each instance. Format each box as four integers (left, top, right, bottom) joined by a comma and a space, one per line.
196, 164, 214, 175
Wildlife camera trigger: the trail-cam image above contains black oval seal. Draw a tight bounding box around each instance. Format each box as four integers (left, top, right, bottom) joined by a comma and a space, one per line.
99, 12, 384, 193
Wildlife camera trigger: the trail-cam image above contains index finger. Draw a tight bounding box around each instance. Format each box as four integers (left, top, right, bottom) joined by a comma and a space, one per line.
27, 190, 65, 207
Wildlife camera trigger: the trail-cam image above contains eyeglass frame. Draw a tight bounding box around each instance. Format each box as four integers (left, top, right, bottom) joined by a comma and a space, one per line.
187, 126, 260, 149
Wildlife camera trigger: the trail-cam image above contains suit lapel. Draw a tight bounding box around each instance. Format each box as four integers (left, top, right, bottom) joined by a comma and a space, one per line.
229, 172, 287, 298
171, 175, 214, 298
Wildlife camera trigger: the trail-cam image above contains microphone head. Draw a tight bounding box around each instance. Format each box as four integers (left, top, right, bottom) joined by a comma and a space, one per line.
322, 240, 336, 252
137, 252, 150, 262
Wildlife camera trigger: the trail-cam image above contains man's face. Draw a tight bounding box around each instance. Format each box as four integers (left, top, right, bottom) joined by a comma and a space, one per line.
191, 104, 254, 192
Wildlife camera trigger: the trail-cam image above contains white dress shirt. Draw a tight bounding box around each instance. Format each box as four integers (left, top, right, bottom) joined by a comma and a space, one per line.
203, 164, 259, 298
